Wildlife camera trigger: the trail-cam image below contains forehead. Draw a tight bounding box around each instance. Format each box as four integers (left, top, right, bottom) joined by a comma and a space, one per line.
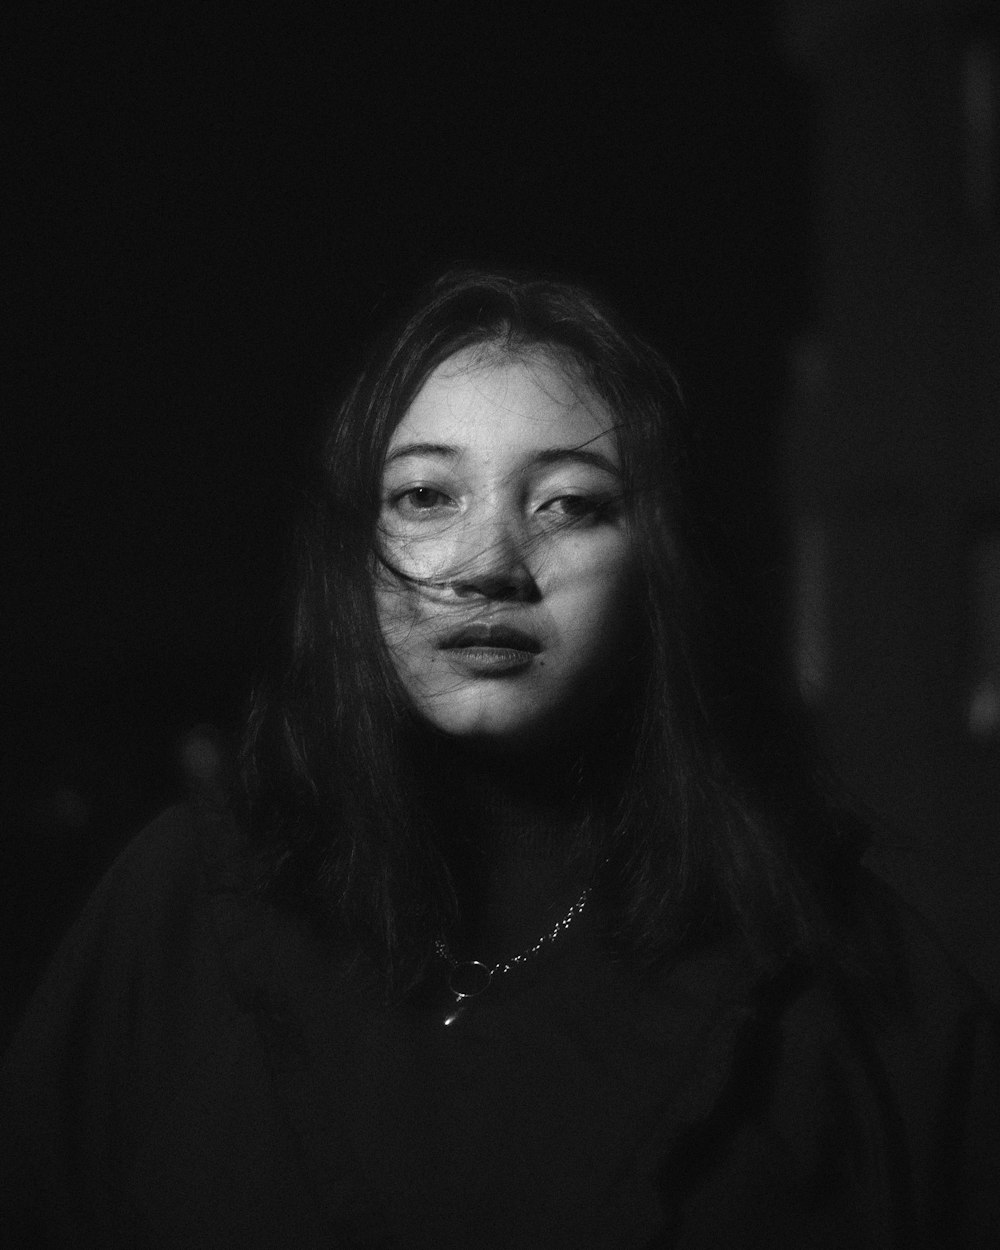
387, 347, 617, 458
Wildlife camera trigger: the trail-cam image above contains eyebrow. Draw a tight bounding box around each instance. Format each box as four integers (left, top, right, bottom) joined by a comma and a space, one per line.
384, 442, 620, 475
384, 442, 461, 466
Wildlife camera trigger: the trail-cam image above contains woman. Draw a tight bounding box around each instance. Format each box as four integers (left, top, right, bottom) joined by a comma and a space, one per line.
2, 269, 997, 1247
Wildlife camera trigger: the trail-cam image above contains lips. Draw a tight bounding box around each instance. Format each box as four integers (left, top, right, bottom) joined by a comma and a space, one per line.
437, 623, 542, 653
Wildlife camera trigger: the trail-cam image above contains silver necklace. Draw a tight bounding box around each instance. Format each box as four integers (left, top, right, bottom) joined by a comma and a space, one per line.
435, 885, 593, 1026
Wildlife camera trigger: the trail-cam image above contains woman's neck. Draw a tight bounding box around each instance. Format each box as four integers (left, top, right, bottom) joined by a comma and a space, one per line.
416, 735, 604, 966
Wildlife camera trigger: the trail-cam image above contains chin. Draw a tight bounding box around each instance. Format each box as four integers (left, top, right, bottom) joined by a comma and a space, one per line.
413, 689, 537, 739
424, 697, 582, 751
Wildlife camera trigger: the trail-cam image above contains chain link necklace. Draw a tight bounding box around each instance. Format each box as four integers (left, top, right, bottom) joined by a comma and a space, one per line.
435, 885, 593, 1026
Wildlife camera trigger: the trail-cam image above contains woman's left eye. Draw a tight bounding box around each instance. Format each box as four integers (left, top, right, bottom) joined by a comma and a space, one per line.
539, 495, 605, 521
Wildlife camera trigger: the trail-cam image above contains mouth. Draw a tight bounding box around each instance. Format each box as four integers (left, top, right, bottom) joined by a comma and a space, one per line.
437, 624, 542, 653
436, 623, 541, 676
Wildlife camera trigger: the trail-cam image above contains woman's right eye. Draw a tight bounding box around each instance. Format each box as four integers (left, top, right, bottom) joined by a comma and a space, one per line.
392, 487, 454, 515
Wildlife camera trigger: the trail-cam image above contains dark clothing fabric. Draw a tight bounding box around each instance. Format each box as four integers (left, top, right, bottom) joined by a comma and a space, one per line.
2, 802, 997, 1248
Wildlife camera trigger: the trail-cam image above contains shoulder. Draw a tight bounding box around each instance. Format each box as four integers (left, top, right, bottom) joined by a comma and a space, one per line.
39, 802, 237, 973
0, 800, 289, 1243
2, 799, 254, 1065
767, 866, 999, 1090
844, 869, 1000, 1135
663, 874, 1000, 1245
843, 867, 994, 1026
92, 798, 237, 899
779, 871, 999, 1241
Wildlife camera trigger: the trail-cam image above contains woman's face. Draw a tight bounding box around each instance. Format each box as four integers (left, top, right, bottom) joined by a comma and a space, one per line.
374, 346, 639, 747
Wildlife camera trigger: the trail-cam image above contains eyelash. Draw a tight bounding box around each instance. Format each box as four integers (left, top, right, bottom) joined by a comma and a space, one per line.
388, 487, 614, 524
391, 487, 455, 515
543, 495, 606, 520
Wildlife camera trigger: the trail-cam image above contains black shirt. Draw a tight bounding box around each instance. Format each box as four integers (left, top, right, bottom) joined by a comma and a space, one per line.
2, 802, 997, 1247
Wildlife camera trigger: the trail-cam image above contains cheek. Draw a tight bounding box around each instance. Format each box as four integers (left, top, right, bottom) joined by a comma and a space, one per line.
590, 574, 639, 648
568, 537, 636, 611
553, 550, 639, 661
379, 526, 457, 585
373, 572, 421, 656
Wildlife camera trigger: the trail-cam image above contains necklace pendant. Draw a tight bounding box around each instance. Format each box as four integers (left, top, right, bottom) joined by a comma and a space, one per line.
443, 998, 470, 1027
442, 960, 492, 1027
446, 960, 492, 1000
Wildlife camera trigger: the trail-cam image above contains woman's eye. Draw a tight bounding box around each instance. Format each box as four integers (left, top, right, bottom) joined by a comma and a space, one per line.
541, 495, 606, 521
393, 487, 454, 515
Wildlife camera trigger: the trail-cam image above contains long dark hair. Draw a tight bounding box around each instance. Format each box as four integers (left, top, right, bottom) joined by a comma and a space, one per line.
240, 268, 860, 993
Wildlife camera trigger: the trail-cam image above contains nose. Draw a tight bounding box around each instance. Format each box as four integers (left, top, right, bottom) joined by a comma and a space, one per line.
447, 516, 538, 602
